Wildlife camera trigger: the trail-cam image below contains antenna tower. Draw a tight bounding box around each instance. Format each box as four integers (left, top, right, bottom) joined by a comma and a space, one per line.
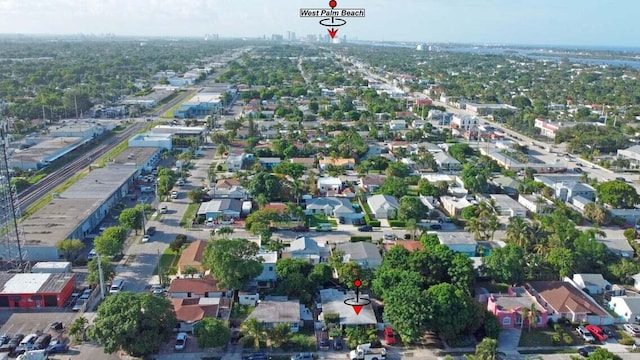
0, 118, 27, 272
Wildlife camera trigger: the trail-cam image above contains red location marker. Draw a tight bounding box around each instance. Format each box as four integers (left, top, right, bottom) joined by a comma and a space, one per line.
329, 0, 337, 9
353, 279, 362, 288
352, 305, 363, 315
328, 28, 338, 39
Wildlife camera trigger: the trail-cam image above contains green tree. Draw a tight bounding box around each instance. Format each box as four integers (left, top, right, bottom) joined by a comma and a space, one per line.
193, 318, 230, 348
69, 316, 88, 342
202, 239, 263, 290
242, 318, 266, 349
448, 143, 477, 163
273, 162, 306, 180
384, 280, 429, 343
474, 337, 498, 360
267, 323, 291, 348
372, 268, 422, 301
378, 177, 408, 198
308, 263, 333, 286
587, 348, 622, 360
56, 239, 84, 261
247, 171, 283, 202
91, 292, 177, 357
596, 180, 639, 209
417, 179, 440, 197
397, 196, 427, 221
119, 208, 142, 234
276, 258, 314, 280
188, 188, 205, 203
86, 257, 116, 285
547, 247, 575, 279
483, 244, 527, 285
385, 162, 413, 178
94, 232, 123, 257
424, 283, 482, 341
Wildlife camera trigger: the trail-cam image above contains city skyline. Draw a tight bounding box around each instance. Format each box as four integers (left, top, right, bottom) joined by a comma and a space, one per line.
0, 0, 638, 48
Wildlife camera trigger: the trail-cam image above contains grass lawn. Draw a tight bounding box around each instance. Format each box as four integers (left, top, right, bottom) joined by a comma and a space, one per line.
519, 348, 578, 355
475, 281, 510, 293
518, 327, 584, 347
155, 247, 179, 275
180, 202, 200, 227
307, 214, 337, 227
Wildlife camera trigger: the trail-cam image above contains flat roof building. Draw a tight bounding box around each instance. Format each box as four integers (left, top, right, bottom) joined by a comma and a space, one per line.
8, 137, 86, 170
0, 273, 75, 308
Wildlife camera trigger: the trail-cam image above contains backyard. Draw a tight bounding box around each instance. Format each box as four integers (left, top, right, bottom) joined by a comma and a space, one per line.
518, 325, 584, 347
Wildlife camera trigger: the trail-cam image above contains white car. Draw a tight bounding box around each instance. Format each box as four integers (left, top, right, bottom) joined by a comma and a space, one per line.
624, 323, 640, 337
160, 205, 168, 214
88, 248, 97, 260
170, 191, 178, 199
174, 332, 187, 351
150, 284, 165, 295
142, 235, 150, 243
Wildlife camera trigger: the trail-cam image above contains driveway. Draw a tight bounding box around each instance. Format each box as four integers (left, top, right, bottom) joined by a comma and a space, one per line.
497, 328, 521, 355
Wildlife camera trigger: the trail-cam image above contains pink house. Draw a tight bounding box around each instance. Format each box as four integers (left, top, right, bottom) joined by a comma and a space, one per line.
487, 287, 548, 329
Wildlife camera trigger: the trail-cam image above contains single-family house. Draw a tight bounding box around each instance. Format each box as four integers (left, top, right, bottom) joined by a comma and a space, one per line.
215, 178, 241, 190
433, 151, 462, 171
290, 157, 317, 168
226, 153, 246, 172
334, 242, 383, 269
553, 181, 596, 202
317, 177, 343, 195
526, 281, 614, 325
491, 176, 523, 196
258, 157, 282, 170
437, 232, 477, 256
440, 196, 474, 217
318, 158, 356, 171
487, 287, 548, 329
389, 120, 407, 131
197, 199, 243, 220
305, 197, 351, 217
282, 236, 331, 264
177, 240, 207, 276
367, 194, 399, 219
319, 288, 377, 327
518, 194, 552, 214
572, 274, 612, 295
171, 297, 220, 333
608, 296, 640, 323
254, 250, 278, 287
359, 175, 386, 193
209, 186, 248, 200
490, 194, 528, 218
383, 241, 424, 252
245, 299, 301, 332
168, 275, 233, 299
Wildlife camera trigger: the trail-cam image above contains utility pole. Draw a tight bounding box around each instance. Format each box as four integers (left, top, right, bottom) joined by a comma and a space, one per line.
140, 199, 146, 235
97, 255, 105, 300
74, 95, 79, 120
157, 249, 162, 287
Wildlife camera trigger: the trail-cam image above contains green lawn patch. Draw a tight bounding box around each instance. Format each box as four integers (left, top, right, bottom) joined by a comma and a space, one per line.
155, 247, 179, 275
160, 93, 196, 119
307, 214, 333, 227
518, 327, 583, 347
475, 281, 510, 293
518, 348, 578, 355
180, 202, 200, 228
230, 304, 254, 321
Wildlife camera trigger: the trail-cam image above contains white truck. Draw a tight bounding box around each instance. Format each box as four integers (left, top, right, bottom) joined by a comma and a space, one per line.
16, 350, 48, 360
349, 343, 386, 360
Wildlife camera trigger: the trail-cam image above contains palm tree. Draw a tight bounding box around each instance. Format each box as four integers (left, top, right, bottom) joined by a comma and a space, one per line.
506, 217, 530, 248
520, 307, 530, 329
527, 303, 538, 332
484, 215, 500, 241
465, 217, 483, 241
406, 218, 418, 241
242, 318, 266, 349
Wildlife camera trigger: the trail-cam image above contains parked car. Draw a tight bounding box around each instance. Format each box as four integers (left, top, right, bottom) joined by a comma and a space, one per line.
48, 322, 64, 331
14, 333, 38, 355
430, 224, 442, 230
80, 289, 92, 300
142, 234, 151, 243
319, 330, 330, 351
292, 225, 309, 232
171, 191, 179, 199
160, 205, 167, 214
2, 334, 23, 354
45, 339, 69, 354
243, 353, 267, 360
576, 326, 596, 343
72, 299, 86, 312
0, 335, 9, 346
33, 334, 51, 350
291, 353, 313, 360
174, 332, 188, 351
358, 225, 373, 232
624, 323, 640, 337
578, 345, 599, 357
333, 336, 343, 350
150, 284, 165, 296
384, 326, 397, 345
586, 324, 608, 341
87, 248, 97, 260
146, 227, 156, 236
573, 167, 583, 173
383, 233, 396, 240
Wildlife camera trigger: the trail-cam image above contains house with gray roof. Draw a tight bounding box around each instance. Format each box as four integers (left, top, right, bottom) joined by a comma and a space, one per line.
491, 176, 523, 196
335, 242, 382, 269
244, 299, 301, 332
433, 151, 462, 171
197, 199, 243, 220
305, 197, 351, 217
367, 194, 399, 219
283, 236, 330, 264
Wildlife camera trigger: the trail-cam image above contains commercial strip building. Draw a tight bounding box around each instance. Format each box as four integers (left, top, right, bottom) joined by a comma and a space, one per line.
12, 147, 162, 261
0, 273, 75, 308
173, 92, 223, 118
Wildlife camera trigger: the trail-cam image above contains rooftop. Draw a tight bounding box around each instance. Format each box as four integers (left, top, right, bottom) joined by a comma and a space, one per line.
150, 125, 205, 136
245, 300, 301, 324
171, 298, 219, 323
168, 275, 225, 294
491, 287, 545, 312
438, 232, 476, 245
319, 289, 376, 326
528, 281, 609, 316
0, 273, 75, 294
110, 147, 161, 167
177, 240, 208, 271
335, 242, 382, 264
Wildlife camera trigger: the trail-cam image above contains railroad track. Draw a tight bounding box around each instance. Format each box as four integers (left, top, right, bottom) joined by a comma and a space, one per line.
16, 123, 143, 213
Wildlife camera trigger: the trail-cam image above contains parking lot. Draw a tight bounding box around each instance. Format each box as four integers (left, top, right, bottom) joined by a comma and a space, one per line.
0, 308, 77, 339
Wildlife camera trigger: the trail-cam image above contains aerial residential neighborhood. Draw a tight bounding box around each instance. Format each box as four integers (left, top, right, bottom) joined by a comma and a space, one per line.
1, 5, 640, 360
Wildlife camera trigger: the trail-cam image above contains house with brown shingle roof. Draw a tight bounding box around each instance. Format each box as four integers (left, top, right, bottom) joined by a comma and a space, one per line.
168, 275, 232, 299
215, 178, 241, 190
383, 241, 424, 252
177, 240, 207, 276
318, 158, 356, 171
526, 281, 614, 325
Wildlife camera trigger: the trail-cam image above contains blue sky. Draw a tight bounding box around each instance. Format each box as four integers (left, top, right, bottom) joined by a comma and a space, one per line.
0, 0, 638, 47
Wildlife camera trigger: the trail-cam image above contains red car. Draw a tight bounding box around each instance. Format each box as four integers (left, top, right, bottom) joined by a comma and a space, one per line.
384, 327, 397, 346
586, 324, 608, 342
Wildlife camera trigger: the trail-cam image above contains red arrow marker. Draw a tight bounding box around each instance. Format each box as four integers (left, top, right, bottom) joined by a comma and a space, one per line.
328, 28, 338, 39
352, 305, 363, 315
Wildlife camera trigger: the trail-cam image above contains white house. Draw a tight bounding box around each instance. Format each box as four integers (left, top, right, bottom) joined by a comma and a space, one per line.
254, 250, 278, 287
518, 194, 552, 214
572, 274, 612, 295
305, 197, 350, 216
437, 232, 477, 256
608, 296, 640, 323
284, 236, 330, 264
451, 114, 479, 130
225, 153, 246, 172
334, 242, 383, 269
389, 120, 407, 131
317, 177, 343, 195
367, 194, 399, 219
490, 194, 528, 217
433, 151, 462, 171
